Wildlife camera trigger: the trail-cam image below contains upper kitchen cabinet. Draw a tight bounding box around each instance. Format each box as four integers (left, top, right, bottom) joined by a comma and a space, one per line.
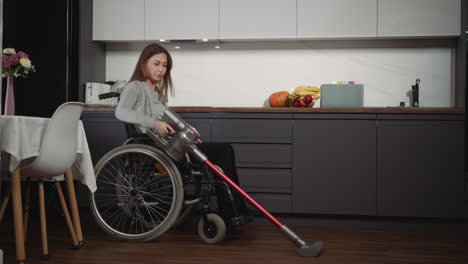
297, 0, 377, 39
93, 0, 145, 41
219, 0, 296, 40
378, 0, 461, 37
145, 0, 219, 40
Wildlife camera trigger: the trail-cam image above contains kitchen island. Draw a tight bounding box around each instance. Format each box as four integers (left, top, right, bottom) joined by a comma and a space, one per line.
81, 107, 466, 219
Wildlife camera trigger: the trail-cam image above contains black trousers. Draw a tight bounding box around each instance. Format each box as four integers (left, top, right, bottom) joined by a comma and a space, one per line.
196, 142, 240, 185
196, 142, 250, 216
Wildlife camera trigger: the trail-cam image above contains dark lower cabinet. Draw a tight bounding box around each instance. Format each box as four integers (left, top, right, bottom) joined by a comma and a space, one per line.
81, 110, 467, 218
377, 117, 466, 218
82, 112, 213, 165
81, 112, 127, 165
292, 118, 377, 215
177, 112, 212, 142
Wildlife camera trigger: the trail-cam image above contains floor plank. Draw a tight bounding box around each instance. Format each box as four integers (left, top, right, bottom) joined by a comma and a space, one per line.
1, 213, 468, 264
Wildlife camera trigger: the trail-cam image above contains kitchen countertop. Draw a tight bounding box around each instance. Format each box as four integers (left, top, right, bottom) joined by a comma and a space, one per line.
84, 106, 464, 114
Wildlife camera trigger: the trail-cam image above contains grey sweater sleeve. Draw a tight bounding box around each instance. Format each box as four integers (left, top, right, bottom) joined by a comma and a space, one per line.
115, 82, 155, 129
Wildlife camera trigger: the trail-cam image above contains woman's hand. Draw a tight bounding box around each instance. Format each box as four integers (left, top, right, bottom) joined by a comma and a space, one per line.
154, 121, 175, 137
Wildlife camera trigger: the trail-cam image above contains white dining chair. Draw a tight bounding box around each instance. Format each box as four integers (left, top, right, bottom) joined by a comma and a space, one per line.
0, 102, 85, 263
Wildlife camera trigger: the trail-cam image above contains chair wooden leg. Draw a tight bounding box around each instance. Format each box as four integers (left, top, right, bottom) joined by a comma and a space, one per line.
11, 167, 26, 262
54, 181, 79, 248
38, 182, 50, 260
23, 178, 31, 241
65, 168, 83, 244
0, 188, 11, 224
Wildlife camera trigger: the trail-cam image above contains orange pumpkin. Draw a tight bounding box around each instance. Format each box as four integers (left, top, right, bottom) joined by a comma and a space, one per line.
268, 91, 290, 107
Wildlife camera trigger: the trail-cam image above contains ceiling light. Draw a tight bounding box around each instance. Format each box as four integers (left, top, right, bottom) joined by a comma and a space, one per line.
202, 39, 209, 42
159, 39, 166, 42
175, 46, 180, 49
214, 45, 220, 49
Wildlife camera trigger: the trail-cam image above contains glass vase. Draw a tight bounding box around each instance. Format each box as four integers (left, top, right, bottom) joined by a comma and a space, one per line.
4, 76, 15, 115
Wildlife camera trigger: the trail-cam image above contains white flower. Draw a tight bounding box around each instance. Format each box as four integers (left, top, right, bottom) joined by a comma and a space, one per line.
19, 58, 32, 68
3, 48, 16, 55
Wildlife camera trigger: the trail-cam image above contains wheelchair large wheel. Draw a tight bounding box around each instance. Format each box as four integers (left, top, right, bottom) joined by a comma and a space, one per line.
90, 144, 184, 241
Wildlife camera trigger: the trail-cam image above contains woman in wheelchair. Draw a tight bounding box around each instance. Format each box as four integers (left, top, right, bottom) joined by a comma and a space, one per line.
115, 43, 175, 137
90, 43, 251, 244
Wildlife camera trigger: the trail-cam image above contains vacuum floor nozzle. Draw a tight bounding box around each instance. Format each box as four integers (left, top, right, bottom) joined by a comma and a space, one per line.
297, 240, 324, 257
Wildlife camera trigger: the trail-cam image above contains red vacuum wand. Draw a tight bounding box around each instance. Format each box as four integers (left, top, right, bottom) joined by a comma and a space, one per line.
193, 148, 323, 257
151, 107, 324, 256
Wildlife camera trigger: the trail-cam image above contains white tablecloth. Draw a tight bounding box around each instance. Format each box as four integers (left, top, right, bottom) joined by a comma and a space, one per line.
1, 115, 97, 192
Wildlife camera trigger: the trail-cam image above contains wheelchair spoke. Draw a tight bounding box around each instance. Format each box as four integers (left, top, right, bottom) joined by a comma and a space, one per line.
100, 164, 132, 191
140, 174, 170, 188
137, 189, 174, 201
140, 199, 169, 219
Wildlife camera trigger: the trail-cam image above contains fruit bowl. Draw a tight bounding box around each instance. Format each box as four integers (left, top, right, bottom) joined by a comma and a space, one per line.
289, 95, 315, 108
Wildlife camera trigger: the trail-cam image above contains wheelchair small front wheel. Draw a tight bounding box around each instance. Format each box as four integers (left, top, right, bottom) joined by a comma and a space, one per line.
198, 213, 226, 244
90, 144, 184, 242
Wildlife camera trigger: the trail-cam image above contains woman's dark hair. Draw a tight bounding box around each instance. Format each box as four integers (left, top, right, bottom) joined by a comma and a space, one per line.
129, 43, 174, 100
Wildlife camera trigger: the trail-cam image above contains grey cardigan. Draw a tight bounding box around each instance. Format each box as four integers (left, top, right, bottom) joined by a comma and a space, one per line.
115, 81, 168, 130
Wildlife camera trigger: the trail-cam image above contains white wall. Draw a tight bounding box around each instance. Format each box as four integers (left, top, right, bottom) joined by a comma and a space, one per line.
106, 42, 454, 107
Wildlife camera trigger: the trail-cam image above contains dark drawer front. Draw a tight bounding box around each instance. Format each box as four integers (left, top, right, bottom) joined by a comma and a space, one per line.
238, 168, 291, 193
233, 144, 292, 168
184, 118, 211, 142
212, 119, 292, 143
249, 193, 292, 213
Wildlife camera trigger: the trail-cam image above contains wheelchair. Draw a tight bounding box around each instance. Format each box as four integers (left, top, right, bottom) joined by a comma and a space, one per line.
89, 121, 251, 244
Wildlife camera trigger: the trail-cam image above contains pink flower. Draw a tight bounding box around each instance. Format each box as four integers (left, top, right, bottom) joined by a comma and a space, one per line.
2, 54, 19, 70
2, 54, 11, 69
16, 51, 29, 59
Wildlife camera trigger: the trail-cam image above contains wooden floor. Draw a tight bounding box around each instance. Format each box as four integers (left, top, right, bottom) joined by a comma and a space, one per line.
1, 213, 468, 264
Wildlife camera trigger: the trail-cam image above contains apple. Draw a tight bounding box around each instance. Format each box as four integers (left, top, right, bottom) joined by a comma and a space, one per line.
292, 100, 306, 107
306, 100, 315, 108
303, 95, 313, 105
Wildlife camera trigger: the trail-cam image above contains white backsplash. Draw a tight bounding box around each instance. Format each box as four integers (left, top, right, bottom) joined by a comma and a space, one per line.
106, 43, 454, 107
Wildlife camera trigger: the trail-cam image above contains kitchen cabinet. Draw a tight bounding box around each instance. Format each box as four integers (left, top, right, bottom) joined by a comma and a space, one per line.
377, 114, 466, 218
219, 0, 296, 40
145, 0, 219, 40
297, 0, 377, 39
81, 109, 467, 219
92, 0, 463, 41
292, 114, 378, 215
377, 0, 461, 37
81, 112, 128, 164
82, 112, 212, 163
93, 0, 145, 41
211, 112, 294, 212
177, 112, 213, 142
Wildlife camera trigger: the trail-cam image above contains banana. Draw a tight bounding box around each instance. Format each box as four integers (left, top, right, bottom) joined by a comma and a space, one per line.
288, 92, 300, 100
297, 91, 320, 96
294, 86, 320, 93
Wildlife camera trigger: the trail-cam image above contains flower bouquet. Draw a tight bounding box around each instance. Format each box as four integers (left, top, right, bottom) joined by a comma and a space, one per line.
2, 48, 36, 115
2, 48, 36, 78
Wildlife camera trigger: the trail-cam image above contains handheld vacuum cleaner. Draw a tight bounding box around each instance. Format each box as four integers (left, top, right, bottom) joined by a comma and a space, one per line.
146, 106, 324, 257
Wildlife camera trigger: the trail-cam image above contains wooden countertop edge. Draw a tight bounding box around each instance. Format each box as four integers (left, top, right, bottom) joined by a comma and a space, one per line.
84, 106, 464, 114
